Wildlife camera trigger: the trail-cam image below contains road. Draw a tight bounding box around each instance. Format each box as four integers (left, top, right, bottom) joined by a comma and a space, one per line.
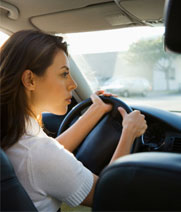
119, 93, 181, 112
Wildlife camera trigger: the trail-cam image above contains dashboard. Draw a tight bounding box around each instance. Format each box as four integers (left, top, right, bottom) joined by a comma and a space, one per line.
131, 105, 181, 153
43, 101, 181, 156
43, 100, 181, 174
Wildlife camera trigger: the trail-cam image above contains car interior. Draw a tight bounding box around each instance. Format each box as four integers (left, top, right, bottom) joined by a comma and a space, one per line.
0, 0, 181, 211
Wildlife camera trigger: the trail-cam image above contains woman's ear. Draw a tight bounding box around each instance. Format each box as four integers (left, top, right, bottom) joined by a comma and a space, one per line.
21, 70, 36, 90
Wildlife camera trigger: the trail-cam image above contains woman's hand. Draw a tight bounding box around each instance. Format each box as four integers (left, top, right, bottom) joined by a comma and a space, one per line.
91, 90, 116, 114
57, 90, 116, 152
109, 106, 147, 162
118, 107, 147, 139
91, 91, 147, 139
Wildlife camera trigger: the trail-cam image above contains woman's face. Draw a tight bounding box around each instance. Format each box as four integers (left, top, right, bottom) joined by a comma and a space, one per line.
30, 50, 77, 115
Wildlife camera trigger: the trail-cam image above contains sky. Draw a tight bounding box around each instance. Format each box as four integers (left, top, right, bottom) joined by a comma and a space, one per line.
65, 26, 165, 54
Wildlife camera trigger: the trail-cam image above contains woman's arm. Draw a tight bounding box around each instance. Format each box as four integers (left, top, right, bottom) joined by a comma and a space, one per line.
56, 91, 113, 152
109, 107, 147, 162
81, 107, 147, 207
81, 174, 98, 207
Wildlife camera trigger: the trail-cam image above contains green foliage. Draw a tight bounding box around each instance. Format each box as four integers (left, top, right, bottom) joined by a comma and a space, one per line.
125, 36, 176, 66
124, 36, 179, 90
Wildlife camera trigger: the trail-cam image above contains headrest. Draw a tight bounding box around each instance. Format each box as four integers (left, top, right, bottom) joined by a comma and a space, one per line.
93, 152, 181, 211
164, 0, 181, 53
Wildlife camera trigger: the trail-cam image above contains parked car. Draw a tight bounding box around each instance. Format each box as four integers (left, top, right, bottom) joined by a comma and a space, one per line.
0, 0, 181, 212
102, 77, 152, 97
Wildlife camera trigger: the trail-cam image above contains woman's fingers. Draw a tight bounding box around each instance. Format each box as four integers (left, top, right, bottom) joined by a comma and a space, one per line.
90, 90, 118, 114
118, 108, 147, 138
95, 90, 104, 96
91, 92, 112, 113
90, 93, 102, 104
95, 90, 118, 97
103, 93, 118, 97
118, 107, 127, 119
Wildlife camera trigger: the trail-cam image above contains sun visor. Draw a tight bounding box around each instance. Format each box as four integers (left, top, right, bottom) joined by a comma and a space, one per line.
114, 0, 165, 26
164, 0, 181, 54
31, 2, 138, 34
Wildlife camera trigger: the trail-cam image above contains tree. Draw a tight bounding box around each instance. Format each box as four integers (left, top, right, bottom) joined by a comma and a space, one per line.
125, 37, 177, 90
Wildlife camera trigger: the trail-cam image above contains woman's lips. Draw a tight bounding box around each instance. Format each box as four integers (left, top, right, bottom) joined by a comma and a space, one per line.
65, 97, 72, 104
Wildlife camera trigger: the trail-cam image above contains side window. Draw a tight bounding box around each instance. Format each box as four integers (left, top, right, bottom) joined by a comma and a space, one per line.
0, 31, 9, 47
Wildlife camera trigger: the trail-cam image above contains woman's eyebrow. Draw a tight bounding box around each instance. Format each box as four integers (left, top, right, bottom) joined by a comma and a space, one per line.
60, 65, 69, 71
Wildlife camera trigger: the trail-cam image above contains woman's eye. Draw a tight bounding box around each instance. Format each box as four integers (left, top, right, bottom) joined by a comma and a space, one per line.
61, 72, 69, 78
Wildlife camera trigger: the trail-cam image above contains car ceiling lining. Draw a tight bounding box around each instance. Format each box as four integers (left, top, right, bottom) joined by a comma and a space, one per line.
0, 0, 165, 34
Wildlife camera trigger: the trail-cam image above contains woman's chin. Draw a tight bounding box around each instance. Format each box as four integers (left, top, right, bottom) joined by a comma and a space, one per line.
53, 108, 68, 116
44, 106, 68, 116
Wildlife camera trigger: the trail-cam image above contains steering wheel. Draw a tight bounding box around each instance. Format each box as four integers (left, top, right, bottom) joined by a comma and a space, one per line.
57, 96, 144, 175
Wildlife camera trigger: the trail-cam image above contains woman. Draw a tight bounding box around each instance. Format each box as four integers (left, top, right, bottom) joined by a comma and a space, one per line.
0, 30, 147, 211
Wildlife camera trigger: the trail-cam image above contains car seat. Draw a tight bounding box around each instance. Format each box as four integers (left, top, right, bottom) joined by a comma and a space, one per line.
92, 152, 181, 211
0, 148, 38, 211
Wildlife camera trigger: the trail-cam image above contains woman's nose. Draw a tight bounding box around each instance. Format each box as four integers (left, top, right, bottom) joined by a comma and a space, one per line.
68, 76, 77, 91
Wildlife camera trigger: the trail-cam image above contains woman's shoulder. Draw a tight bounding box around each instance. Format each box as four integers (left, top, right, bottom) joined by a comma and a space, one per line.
24, 135, 64, 153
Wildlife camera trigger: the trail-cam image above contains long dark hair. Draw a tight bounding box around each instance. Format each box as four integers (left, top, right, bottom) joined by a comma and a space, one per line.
0, 30, 68, 150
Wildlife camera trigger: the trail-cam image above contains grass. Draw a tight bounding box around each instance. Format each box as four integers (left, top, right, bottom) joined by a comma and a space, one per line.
61, 203, 91, 212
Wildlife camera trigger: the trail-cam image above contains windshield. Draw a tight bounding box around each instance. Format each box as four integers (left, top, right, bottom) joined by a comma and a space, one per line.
65, 26, 181, 112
